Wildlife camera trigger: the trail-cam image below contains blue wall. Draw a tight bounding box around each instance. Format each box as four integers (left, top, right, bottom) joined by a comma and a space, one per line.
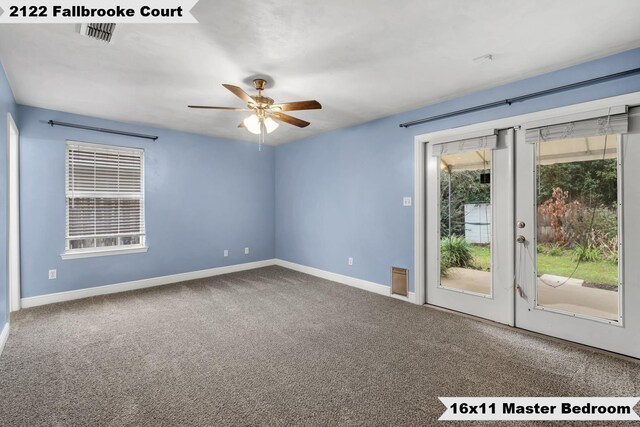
9, 48, 640, 300
275, 48, 640, 292
0, 62, 17, 325
18, 106, 275, 298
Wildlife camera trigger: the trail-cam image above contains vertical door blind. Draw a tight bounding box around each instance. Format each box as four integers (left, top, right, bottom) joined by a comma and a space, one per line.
65, 141, 145, 252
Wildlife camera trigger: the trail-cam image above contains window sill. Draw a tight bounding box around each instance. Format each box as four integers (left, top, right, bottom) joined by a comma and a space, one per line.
61, 246, 148, 260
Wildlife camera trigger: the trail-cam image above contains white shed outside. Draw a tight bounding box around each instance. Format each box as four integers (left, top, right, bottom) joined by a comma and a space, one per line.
464, 203, 491, 244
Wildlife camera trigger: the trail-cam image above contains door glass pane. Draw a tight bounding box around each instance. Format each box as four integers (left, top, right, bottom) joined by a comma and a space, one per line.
439, 150, 492, 295
535, 134, 619, 321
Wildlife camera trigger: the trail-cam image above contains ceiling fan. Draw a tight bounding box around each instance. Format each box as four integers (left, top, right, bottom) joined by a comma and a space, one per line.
188, 79, 322, 135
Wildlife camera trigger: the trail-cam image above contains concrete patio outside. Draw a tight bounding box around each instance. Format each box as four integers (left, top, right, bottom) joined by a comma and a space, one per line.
440, 267, 618, 321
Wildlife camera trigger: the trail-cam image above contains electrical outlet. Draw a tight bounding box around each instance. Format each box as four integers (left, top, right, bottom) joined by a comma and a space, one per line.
224, 249, 229, 257
244, 247, 249, 255
403, 196, 412, 207
348, 257, 353, 266
48, 269, 57, 280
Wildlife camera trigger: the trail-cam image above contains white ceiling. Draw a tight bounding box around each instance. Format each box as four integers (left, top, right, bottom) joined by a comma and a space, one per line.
1, 0, 639, 145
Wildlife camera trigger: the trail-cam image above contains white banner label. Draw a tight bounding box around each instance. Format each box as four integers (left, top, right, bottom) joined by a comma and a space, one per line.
0, 0, 199, 23
439, 397, 640, 421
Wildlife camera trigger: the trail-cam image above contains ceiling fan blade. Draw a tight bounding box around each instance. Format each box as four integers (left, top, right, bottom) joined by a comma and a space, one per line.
222, 84, 255, 106
272, 100, 322, 111
188, 105, 251, 111
270, 111, 310, 128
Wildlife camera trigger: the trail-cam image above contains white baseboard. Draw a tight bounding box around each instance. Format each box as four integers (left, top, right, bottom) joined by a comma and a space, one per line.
0, 323, 9, 358
21, 259, 277, 308
20, 258, 416, 309
275, 259, 417, 304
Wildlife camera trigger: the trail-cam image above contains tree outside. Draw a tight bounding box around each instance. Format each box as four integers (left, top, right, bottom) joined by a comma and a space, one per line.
439, 157, 618, 288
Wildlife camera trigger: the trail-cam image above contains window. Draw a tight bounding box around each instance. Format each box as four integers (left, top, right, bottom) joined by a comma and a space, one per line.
525, 110, 627, 322
433, 132, 497, 296
64, 141, 146, 258
534, 134, 620, 321
439, 149, 493, 296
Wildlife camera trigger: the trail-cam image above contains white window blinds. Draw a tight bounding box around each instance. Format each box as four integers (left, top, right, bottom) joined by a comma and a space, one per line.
431, 130, 498, 157
525, 111, 628, 144
65, 141, 145, 253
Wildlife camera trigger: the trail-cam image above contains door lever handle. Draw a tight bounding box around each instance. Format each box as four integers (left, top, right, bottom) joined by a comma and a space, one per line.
516, 235, 526, 244
515, 283, 524, 298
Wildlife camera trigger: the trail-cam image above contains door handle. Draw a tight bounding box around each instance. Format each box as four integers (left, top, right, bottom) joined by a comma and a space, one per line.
515, 283, 524, 298
515, 233, 526, 298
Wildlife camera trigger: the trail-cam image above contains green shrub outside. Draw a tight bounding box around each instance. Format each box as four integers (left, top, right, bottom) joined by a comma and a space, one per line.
441, 236, 473, 275
572, 245, 602, 263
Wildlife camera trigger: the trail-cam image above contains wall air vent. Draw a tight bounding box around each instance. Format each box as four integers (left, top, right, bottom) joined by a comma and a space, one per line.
391, 267, 408, 297
78, 23, 116, 43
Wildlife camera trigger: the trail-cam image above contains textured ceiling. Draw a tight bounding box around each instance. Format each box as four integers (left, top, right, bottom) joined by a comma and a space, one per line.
1, 0, 639, 145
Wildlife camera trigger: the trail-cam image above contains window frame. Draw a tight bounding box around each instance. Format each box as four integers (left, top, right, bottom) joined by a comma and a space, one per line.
62, 140, 148, 260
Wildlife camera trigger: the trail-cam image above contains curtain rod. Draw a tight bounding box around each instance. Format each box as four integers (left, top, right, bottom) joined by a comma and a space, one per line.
48, 120, 158, 141
399, 67, 640, 128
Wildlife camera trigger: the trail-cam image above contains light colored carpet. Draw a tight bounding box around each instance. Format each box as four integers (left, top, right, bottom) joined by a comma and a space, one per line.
0, 266, 638, 426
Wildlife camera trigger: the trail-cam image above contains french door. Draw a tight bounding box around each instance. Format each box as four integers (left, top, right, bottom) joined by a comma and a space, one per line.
514, 106, 640, 359
425, 106, 640, 358
426, 129, 514, 325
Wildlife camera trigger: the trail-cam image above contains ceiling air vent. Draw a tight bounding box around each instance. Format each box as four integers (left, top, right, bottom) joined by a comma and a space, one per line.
78, 23, 117, 43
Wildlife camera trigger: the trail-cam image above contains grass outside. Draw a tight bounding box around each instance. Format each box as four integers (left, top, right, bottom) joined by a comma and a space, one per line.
469, 245, 490, 271
468, 245, 618, 287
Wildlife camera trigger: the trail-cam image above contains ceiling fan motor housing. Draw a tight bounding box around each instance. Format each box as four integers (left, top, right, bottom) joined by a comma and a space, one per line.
253, 78, 268, 91
253, 96, 275, 108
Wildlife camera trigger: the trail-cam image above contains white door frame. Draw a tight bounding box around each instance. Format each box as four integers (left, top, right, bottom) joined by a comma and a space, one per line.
7, 112, 20, 312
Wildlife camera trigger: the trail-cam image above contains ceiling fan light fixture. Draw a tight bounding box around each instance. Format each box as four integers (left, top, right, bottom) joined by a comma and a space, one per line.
189, 79, 321, 145
243, 114, 261, 134
264, 117, 279, 134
